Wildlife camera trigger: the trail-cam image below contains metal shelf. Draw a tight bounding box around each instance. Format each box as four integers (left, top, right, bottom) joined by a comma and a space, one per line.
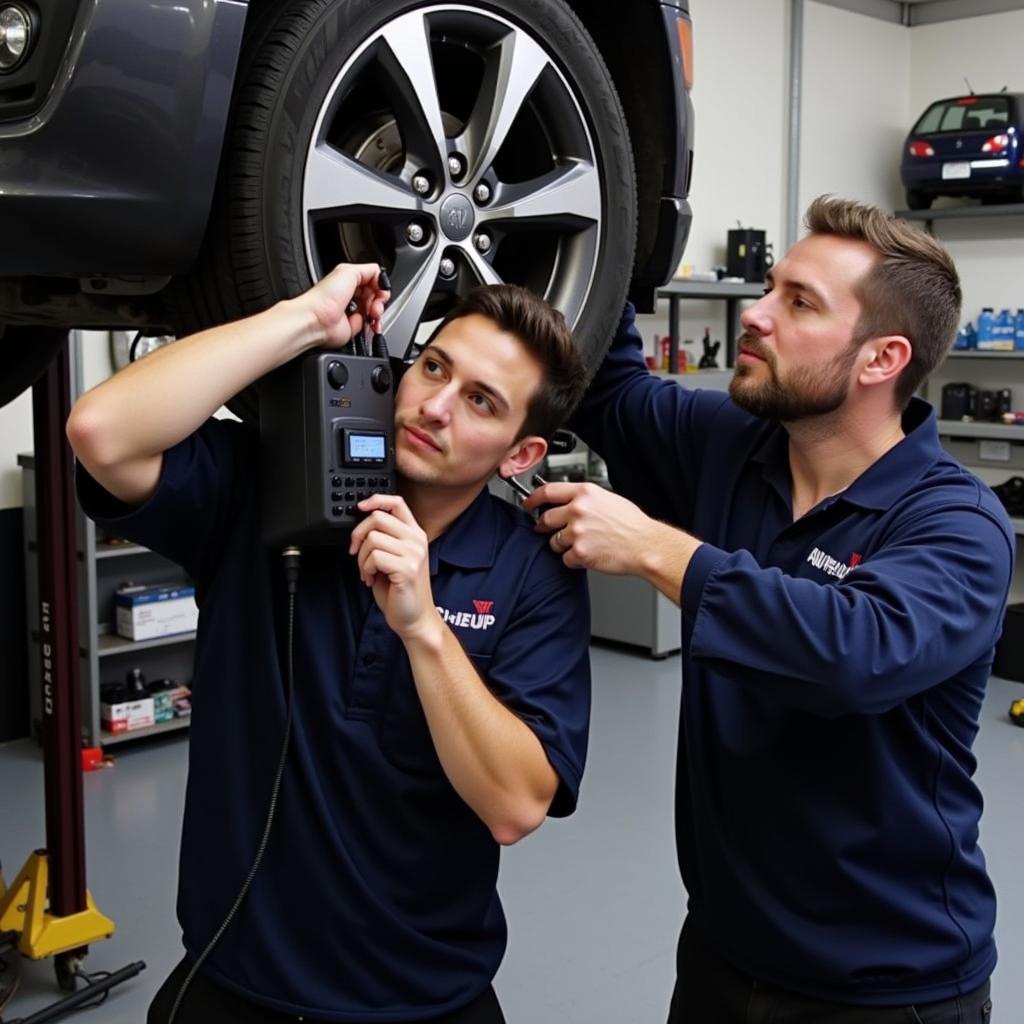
97, 630, 197, 658
936, 420, 1024, 441
946, 350, 1024, 360
101, 716, 190, 746
897, 203, 1024, 223
658, 280, 766, 300
96, 541, 148, 559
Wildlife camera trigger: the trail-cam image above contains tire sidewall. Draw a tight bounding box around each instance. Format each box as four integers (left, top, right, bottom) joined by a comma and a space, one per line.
234, 0, 636, 362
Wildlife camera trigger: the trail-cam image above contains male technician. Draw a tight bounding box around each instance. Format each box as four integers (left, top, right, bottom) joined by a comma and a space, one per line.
67, 265, 591, 1024
526, 197, 1011, 1022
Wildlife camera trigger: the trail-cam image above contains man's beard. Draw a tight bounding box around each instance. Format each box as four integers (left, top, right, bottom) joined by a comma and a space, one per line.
729, 332, 857, 422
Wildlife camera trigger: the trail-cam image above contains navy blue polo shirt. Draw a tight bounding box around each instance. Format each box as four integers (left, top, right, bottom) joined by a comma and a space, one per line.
571, 305, 1014, 1007
76, 418, 590, 1021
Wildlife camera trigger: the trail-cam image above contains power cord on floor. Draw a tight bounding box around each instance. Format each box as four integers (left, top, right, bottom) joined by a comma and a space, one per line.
166, 546, 302, 1024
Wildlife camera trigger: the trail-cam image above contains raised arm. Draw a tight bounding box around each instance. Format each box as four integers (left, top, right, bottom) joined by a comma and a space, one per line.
66, 263, 389, 505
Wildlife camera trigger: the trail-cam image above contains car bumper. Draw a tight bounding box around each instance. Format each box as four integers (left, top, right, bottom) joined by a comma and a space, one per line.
0, 0, 247, 278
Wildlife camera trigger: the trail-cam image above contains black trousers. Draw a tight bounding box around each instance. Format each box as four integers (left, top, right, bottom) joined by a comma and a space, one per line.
148, 957, 506, 1024
668, 919, 993, 1024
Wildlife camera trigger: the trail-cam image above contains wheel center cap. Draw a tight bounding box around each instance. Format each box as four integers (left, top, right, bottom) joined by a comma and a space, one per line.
439, 193, 475, 242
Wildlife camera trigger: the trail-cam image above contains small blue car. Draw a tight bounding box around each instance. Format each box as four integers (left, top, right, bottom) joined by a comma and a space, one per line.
900, 92, 1024, 210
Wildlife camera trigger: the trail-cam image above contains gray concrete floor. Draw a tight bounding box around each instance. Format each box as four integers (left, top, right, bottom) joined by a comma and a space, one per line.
1, 649, 1021, 1023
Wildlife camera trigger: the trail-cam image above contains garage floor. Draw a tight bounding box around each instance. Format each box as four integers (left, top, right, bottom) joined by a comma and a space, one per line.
2, 648, 1021, 1024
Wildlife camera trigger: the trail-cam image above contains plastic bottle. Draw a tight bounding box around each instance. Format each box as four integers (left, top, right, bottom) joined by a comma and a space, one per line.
997, 308, 1015, 348
977, 307, 995, 348
1015, 308, 1024, 351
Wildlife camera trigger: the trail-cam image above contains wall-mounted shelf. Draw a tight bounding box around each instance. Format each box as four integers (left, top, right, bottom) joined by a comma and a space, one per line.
936, 420, 1024, 441
946, 351, 1024, 361
102, 716, 190, 746
96, 541, 149, 559
897, 203, 1024, 231
97, 631, 197, 658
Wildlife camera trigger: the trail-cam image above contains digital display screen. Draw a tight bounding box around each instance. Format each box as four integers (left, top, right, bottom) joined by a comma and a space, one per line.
348, 433, 386, 461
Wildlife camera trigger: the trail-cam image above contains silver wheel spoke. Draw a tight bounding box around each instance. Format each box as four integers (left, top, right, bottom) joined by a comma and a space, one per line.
382, 245, 444, 355
305, 144, 419, 217
378, 12, 449, 174
462, 246, 504, 287
460, 29, 551, 183
478, 159, 601, 230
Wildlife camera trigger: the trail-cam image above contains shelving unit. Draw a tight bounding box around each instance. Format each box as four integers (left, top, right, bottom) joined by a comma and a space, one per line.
657, 280, 765, 370
18, 335, 195, 748
20, 452, 195, 748
901, 204, 1024, 606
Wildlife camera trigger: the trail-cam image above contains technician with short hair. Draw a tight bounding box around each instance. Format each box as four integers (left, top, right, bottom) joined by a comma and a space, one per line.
527, 197, 1012, 1023
67, 266, 592, 1024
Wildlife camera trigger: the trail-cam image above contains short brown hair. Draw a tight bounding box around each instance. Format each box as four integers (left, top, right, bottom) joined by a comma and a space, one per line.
805, 195, 961, 408
430, 285, 587, 439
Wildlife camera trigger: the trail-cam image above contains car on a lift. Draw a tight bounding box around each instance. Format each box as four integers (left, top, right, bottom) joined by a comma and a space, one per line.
0, 0, 694, 409
900, 92, 1024, 211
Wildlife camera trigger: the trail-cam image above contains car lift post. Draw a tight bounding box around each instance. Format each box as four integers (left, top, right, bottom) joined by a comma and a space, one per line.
0, 329, 143, 1021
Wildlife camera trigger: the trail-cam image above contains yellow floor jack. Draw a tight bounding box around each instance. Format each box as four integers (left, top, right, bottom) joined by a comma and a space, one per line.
1010, 697, 1024, 728
0, 333, 144, 1023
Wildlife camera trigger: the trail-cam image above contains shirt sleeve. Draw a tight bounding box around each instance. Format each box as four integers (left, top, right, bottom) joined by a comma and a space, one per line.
482, 553, 591, 817
683, 503, 1015, 718
568, 302, 732, 529
75, 418, 254, 585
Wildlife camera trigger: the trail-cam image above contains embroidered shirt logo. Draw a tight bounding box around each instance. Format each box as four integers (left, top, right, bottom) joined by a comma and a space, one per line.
472, 600, 494, 615
806, 546, 859, 580
437, 604, 496, 630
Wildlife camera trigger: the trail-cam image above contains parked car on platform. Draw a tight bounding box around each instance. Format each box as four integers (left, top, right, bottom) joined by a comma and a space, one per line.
900, 92, 1024, 211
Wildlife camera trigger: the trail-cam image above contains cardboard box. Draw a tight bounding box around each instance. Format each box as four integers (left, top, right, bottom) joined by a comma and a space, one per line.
101, 697, 155, 734
115, 583, 198, 641
150, 684, 191, 723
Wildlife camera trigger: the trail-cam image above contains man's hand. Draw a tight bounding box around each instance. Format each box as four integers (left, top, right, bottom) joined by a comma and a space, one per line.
348, 495, 441, 643
302, 263, 391, 348
523, 482, 703, 605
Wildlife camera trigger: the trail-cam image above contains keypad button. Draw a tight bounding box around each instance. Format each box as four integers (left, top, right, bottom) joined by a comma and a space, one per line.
331, 491, 342, 501
332, 505, 343, 516
332, 476, 342, 487
356, 477, 366, 487
346, 505, 356, 516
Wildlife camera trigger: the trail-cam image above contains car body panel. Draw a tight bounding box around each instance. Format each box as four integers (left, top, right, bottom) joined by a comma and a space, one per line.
0, 0, 247, 277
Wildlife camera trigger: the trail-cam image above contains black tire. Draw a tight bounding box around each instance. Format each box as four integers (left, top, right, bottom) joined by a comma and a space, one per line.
173, 0, 636, 405
905, 189, 931, 211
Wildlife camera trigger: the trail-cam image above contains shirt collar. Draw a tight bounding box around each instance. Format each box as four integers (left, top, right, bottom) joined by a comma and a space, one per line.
749, 397, 944, 513
428, 486, 501, 574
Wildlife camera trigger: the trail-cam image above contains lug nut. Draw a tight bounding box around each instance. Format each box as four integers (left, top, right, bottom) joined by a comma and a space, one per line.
473, 231, 492, 254
412, 173, 430, 195
448, 153, 465, 180
473, 182, 492, 205
406, 222, 426, 245
439, 257, 456, 279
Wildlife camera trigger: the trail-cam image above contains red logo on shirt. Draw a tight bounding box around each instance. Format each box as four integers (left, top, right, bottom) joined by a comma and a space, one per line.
472, 600, 494, 615
849, 553, 862, 568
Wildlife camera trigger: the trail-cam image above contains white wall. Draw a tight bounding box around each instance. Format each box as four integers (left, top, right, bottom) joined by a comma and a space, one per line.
800, 3, 910, 214
637, 0, 790, 362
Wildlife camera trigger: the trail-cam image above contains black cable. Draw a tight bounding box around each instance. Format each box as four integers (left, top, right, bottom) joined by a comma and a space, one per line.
128, 332, 145, 364
166, 547, 301, 1024
68, 968, 112, 1012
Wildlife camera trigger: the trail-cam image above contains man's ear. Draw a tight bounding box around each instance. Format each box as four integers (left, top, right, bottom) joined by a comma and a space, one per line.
859, 334, 912, 387
499, 435, 548, 479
